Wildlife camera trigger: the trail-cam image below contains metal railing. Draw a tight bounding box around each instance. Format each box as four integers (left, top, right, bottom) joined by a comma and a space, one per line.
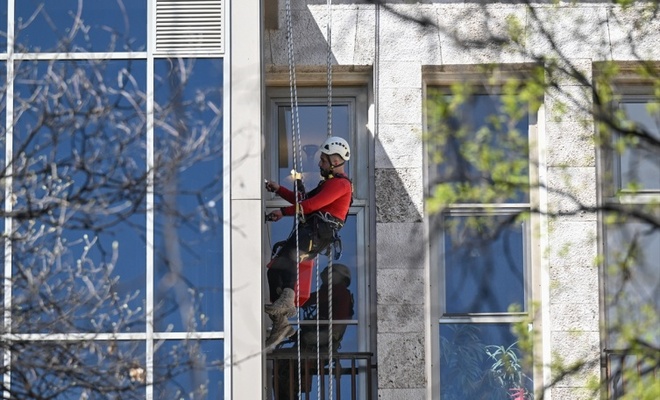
267, 351, 374, 400
605, 350, 659, 399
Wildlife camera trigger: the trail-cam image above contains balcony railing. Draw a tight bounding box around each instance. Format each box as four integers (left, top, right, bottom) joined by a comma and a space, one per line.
267, 351, 375, 400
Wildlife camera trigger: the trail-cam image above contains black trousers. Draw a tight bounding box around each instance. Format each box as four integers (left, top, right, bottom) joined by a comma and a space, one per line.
267, 216, 335, 302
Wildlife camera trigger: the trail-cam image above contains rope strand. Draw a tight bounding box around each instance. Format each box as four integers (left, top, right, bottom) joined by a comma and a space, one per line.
324, 0, 334, 399
325, 1, 335, 398
283, 1, 304, 398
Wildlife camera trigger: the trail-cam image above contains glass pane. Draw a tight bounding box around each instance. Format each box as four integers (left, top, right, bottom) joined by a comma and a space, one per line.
605, 221, 660, 348
428, 91, 530, 203
0, 61, 5, 294
268, 214, 360, 332
442, 215, 526, 314
277, 104, 350, 190
0, 0, 7, 51
12, 59, 147, 333
10, 340, 145, 399
607, 352, 658, 400
15, 0, 147, 52
154, 58, 224, 333
617, 102, 660, 191
440, 324, 533, 400
153, 340, 224, 400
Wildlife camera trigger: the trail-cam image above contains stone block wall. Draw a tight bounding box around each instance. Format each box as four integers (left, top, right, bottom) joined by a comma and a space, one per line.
264, 1, 659, 398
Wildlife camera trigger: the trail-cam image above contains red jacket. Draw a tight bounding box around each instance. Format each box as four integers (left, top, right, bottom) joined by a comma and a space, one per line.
276, 176, 352, 221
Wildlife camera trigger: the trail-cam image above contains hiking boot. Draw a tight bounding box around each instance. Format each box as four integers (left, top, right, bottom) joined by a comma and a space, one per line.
266, 316, 295, 348
265, 288, 296, 317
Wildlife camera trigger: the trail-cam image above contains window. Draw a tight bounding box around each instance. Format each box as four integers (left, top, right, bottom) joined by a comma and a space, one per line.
265, 85, 372, 398
601, 87, 660, 399
3, 2, 225, 398
426, 73, 538, 400
15, 0, 148, 52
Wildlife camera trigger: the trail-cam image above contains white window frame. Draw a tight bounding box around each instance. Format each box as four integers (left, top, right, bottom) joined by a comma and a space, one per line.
424, 66, 543, 400
598, 75, 660, 399
264, 84, 371, 347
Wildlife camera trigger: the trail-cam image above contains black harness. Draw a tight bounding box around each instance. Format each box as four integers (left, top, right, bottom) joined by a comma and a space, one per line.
283, 174, 353, 260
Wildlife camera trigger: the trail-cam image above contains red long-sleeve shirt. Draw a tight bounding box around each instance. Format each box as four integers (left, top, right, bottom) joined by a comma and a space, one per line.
276, 176, 352, 221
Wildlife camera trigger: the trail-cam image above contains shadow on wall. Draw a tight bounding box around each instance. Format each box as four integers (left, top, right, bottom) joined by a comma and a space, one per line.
264, 0, 339, 66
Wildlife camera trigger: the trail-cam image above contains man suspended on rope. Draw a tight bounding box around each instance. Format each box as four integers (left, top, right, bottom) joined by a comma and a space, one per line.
264, 136, 352, 348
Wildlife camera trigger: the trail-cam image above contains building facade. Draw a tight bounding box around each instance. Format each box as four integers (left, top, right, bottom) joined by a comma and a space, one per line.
0, 0, 657, 399
260, 1, 659, 400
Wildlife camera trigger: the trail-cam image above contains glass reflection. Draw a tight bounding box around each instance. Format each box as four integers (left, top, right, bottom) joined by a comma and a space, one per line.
15, 0, 147, 52
605, 221, 660, 348
153, 58, 224, 333
429, 92, 530, 203
11, 340, 146, 399
277, 105, 350, 189
443, 215, 526, 314
12, 59, 147, 333
618, 102, 660, 191
440, 324, 533, 400
0, 61, 5, 293
269, 215, 360, 329
0, 0, 7, 51
153, 340, 224, 400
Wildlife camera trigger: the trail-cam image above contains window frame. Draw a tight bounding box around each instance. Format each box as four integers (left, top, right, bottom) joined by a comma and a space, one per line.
424, 66, 542, 399
265, 86, 369, 202
598, 77, 660, 399
264, 82, 374, 395
2, 0, 231, 397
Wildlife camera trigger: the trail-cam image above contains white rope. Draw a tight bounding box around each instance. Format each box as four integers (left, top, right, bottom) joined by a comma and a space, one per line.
283, 1, 305, 398
325, 1, 335, 398
326, 0, 333, 140
284, 1, 337, 397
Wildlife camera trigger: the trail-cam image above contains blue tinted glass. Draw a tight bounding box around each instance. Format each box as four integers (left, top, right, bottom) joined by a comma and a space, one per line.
278, 105, 350, 189
154, 340, 224, 399
0, 0, 7, 51
154, 58, 224, 332
618, 102, 660, 191
433, 93, 530, 203
12, 59, 147, 333
443, 215, 526, 314
0, 61, 5, 292
269, 215, 358, 351
15, 0, 147, 52
11, 340, 145, 399
440, 324, 533, 400
605, 221, 660, 348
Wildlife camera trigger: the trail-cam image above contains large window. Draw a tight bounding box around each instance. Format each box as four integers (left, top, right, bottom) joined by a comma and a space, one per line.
601, 89, 660, 399
2, 1, 225, 399
264, 85, 372, 399
426, 78, 537, 399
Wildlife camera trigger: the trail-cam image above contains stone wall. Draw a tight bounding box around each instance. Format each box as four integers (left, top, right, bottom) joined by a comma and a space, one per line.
264, 1, 659, 398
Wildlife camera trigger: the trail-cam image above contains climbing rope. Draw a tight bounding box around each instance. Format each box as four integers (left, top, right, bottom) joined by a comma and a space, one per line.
283, 0, 305, 396
283, 0, 337, 397
323, 1, 335, 398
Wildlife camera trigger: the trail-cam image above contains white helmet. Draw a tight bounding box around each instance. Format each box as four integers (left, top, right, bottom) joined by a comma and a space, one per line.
320, 137, 350, 161
321, 264, 351, 286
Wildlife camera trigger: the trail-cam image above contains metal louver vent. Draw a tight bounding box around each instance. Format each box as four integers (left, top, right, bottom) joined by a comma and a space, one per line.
156, 0, 223, 54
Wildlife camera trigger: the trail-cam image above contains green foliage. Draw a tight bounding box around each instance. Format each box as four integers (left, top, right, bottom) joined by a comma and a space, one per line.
425, 81, 532, 211
505, 15, 525, 46
486, 342, 532, 396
